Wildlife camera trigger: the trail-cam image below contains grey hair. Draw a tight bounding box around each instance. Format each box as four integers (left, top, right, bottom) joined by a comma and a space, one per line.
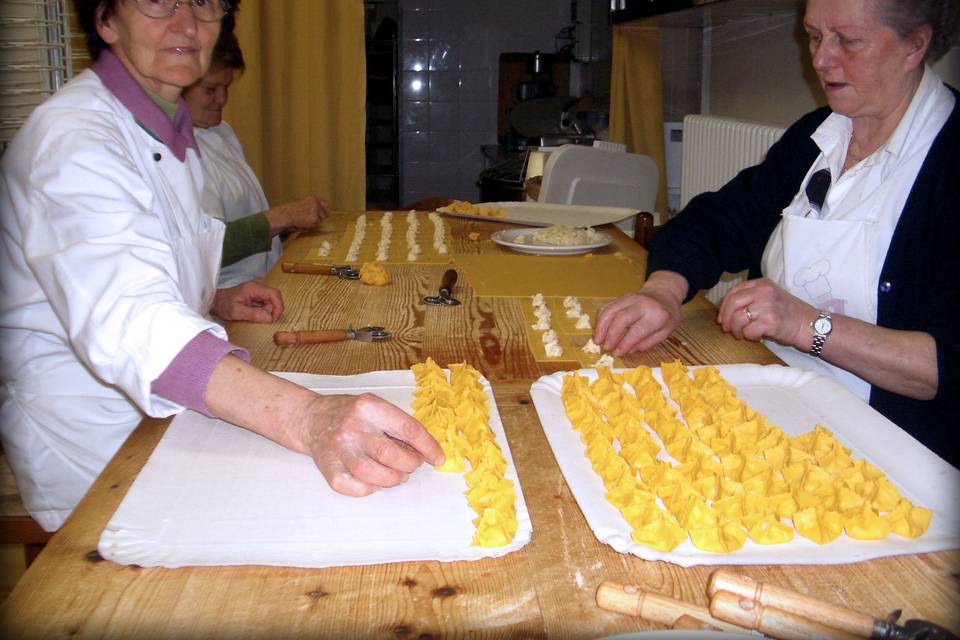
875, 0, 960, 62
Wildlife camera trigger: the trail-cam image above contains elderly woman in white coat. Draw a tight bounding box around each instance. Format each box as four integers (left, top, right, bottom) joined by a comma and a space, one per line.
0, 0, 442, 532
183, 26, 327, 288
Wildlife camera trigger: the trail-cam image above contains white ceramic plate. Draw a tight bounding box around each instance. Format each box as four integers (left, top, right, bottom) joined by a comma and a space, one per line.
438, 201, 636, 227
491, 228, 612, 255
530, 364, 960, 567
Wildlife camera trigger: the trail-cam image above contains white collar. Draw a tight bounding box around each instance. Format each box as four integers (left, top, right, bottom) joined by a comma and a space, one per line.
810, 66, 953, 176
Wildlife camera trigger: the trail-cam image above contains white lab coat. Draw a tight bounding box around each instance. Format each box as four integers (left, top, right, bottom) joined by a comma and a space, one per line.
0, 69, 226, 531
196, 123, 281, 288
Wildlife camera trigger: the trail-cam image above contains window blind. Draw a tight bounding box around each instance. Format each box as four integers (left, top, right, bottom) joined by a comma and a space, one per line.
0, 0, 87, 153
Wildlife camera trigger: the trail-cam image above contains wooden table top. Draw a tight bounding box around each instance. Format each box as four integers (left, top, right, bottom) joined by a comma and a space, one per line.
3, 212, 957, 638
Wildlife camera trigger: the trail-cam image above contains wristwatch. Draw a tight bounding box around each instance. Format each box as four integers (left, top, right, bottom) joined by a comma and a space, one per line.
809, 311, 833, 358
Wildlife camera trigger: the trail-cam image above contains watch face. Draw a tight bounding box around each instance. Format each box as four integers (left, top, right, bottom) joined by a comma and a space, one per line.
814, 316, 833, 335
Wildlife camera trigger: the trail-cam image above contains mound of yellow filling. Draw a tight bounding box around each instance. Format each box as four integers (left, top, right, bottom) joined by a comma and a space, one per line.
359, 262, 390, 285
411, 358, 518, 547
560, 362, 931, 553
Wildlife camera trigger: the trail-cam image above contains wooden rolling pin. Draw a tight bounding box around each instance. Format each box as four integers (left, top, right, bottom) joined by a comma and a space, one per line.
595, 581, 750, 633
710, 590, 864, 640
708, 569, 884, 638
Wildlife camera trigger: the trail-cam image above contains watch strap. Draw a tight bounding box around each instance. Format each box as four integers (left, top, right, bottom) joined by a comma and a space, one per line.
809, 311, 832, 358
810, 333, 827, 358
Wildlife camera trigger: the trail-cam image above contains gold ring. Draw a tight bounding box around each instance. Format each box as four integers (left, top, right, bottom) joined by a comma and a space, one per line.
744, 306, 753, 321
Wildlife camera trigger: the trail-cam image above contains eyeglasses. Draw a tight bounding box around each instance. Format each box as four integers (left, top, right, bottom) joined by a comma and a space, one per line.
133, 0, 230, 23
805, 168, 831, 216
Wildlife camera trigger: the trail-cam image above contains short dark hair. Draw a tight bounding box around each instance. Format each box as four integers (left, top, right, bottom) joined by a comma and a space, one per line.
875, 0, 960, 62
73, 0, 120, 60
211, 13, 246, 72
72, 0, 241, 61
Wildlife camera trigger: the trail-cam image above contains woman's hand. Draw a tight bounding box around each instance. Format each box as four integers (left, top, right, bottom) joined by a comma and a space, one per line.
205, 358, 446, 497
211, 280, 284, 323
266, 195, 329, 236
295, 392, 445, 496
594, 271, 689, 355
717, 277, 814, 349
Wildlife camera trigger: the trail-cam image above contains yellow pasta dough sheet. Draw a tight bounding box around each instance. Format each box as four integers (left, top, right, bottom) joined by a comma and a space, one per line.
520, 296, 625, 368
453, 253, 645, 298
99, 370, 532, 569
529, 364, 960, 566
304, 212, 453, 264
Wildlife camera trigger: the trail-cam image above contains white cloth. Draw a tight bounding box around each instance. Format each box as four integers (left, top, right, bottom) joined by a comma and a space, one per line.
761, 66, 955, 400
195, 122, 280, 288
0, 69, 226, 531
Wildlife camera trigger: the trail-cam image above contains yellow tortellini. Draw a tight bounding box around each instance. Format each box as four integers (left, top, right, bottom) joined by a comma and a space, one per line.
411, 358, 517, 547
560, 360, 932, 554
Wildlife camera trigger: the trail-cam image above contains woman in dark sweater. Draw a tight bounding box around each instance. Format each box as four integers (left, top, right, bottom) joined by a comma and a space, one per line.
595, 0, 960, 467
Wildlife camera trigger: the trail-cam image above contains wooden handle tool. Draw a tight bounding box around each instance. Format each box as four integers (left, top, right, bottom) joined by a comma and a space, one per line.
281, 262, 335, 275
708, 570, 882, 638
273, 330, 349, 346
280, 262, 360, 279
595, 581, 750, 633
710, 590, 865, 640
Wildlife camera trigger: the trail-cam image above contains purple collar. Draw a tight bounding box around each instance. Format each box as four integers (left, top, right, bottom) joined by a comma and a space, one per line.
94, 49, 199, 161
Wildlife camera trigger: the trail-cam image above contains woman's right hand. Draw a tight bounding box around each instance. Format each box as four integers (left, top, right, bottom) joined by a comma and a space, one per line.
594, 271, 689, 355
266, 195, 329, 235
295, 392, 445, 497
205, 357, 445, 497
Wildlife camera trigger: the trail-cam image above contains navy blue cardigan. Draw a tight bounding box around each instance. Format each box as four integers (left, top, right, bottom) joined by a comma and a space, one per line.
648, 88, 959, 468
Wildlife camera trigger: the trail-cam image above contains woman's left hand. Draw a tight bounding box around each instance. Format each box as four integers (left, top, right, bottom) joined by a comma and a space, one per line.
212, 280, 284, 323
717, 277, 813, 349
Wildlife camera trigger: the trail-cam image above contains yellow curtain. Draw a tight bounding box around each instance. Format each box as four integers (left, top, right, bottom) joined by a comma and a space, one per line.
224, 1, 366, 211
609, 23, 667, 215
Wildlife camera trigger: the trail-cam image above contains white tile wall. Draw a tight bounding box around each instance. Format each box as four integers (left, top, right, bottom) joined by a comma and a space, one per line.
398, 0, 573, 208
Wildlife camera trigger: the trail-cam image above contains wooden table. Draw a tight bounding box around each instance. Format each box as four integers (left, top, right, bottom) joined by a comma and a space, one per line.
2, 213, 957, 638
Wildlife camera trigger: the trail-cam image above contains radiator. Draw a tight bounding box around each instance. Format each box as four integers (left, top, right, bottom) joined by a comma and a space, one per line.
679, 115, 786, 305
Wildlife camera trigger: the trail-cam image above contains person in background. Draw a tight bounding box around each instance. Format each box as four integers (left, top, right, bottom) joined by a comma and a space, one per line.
183, 24, 327, 288
0, 0, 442, 533
595, 0, 960, 467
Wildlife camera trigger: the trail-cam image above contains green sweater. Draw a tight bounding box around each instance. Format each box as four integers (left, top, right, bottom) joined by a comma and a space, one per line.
221, 213, 272, 267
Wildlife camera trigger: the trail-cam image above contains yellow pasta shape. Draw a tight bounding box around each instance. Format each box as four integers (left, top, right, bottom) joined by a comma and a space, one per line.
884, 500, 933, 539
631, 513, 688, 552
689, 520, 747, 553
411, 358, 517, 547
844, 505, 891, 540
747, 514, 795, 545
794, 507, 844, 544
559, 362, 931, 555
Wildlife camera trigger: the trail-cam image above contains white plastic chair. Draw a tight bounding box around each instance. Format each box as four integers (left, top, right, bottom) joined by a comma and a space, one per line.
537, 144, 660, 236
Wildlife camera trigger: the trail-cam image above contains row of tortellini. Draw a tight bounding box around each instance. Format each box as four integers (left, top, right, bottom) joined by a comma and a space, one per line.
411, 358, 519, 547
560, 361, 931, 554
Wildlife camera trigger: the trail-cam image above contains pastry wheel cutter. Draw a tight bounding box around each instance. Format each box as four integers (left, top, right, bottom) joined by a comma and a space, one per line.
273, 326, 390, 347
280, 262, 360, 279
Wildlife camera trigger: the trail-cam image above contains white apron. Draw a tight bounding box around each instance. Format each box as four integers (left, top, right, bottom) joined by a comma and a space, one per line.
0, 70, 225, 531
196, 123, 279, 288
761, 166, 884, 400
761, 67, 954, 402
